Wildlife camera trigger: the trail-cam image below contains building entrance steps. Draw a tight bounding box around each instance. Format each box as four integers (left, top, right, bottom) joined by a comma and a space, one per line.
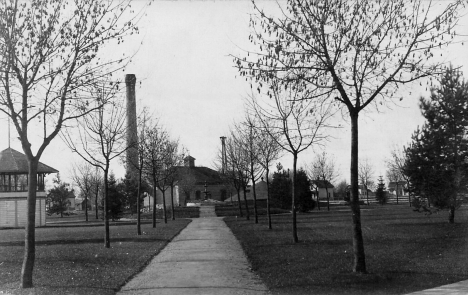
118, 206, 269, 295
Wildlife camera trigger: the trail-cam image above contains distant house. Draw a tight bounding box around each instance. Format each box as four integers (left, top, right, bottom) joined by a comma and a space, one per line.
230, 179, 269, 202
0, 148, 58, 228
311, 180, 334, 201
66, 191, 76, 210
75, 197, 92, 211
388, 181, 407, 197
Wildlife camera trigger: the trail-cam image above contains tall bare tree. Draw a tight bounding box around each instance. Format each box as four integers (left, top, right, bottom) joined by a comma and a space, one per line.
164, 140, 186, 220
359, 158, 375, 206
309, 151, 339, 211
233, 117, 264, 224
143, 122, 170, 226
255, 120, 282, 229
226, 135, 251, 220
0, 0, 146, 286
249, 83, 333, 243
63, 83, 129, 249
235, 0, 464, 273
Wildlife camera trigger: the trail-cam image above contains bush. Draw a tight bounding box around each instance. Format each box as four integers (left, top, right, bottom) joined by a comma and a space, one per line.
270, 166, 315, 212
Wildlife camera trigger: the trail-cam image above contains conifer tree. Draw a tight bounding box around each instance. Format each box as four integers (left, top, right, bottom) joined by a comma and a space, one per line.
404, 67, 468, 223
375, 176, 387, 205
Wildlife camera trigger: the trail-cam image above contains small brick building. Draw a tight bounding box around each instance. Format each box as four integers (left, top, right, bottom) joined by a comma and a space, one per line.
145, 156, 232, 207
0, 148, 58, 228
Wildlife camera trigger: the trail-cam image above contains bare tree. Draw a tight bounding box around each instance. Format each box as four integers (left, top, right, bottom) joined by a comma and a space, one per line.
143, 122, 170, 226
249, 83, 333, 243
235, 0, 464, 273
309, 151, 339, 211
359, 158, 375, 206
226, 135, 251, 220
164, 140, 186, 220
63, 83, 129, 249
233, 117, 264, 224
0, 0, 146, 287
387, 147, 412, 206
70, 162, 96, 222
124, 109, 152, 235
255, 120, 282, 229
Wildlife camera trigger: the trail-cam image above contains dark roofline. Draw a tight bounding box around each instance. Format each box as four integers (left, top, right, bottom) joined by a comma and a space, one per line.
0, 148, 59, 174
311, 179, 334, 189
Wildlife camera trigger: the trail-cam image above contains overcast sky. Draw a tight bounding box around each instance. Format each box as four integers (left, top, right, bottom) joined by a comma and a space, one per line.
1, 0, 467, 188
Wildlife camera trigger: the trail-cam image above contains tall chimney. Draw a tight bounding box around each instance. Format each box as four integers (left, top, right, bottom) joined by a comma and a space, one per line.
125, 74, 138, 178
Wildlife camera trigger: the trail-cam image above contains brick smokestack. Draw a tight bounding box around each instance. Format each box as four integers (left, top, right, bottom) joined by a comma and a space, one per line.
125, 74, 138, 178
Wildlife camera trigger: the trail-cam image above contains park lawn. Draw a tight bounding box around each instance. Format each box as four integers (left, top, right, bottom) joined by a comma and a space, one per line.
0, 219, 190, 295
44, 207, 199, 226
225, 205, 468, 295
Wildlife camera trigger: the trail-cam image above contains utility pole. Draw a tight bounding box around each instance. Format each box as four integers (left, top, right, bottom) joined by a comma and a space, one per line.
220, 136, 227, 174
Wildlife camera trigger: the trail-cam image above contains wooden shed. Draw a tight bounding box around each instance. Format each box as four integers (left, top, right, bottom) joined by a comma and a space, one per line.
0, 148, 58, 228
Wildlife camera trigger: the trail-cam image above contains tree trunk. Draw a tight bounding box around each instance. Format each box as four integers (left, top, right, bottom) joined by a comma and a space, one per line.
170, 185, 175, 220
104, 168, 110, 248
242, 186, 250, 220
136, 169, 142, 236
95, 183, 99, 219
162, 189, 167, 224
251, 168, 258, 224
152, 178, 157, 228
366, 185, 369, 205
448, 205, 455, 224
316, 184, 321, 210
236, 186, 243, 217
396, 183, 399, 204
407, 180, 411, 207
350, 111, 366, 273
292, 153, 298, 243
21, 159, 39, 288
324, 184, 330, 211
266, 168, 272, 230
85, 195, 88, 222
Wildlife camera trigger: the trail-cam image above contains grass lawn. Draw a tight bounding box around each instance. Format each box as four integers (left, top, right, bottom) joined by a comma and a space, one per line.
0, 219, 190, 294
225, 204, 468, 295
45, 206, 199, 225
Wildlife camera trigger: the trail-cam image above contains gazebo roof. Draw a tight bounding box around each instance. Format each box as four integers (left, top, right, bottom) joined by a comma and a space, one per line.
0, 148, 59, 174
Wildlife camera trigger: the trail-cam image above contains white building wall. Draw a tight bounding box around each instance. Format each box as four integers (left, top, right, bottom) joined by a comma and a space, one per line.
0, 191, 47, 227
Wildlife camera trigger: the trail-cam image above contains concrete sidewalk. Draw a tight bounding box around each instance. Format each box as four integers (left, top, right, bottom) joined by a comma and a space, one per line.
118, 206, 269, 295
406, 280, 468, 295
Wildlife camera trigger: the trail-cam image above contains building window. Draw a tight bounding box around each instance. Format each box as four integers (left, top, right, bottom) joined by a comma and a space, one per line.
185, 191, 191, 200
37, 174, 45, 191
0, 175, 8, 192
195, 191, 201, 200
17, 175, 28, 191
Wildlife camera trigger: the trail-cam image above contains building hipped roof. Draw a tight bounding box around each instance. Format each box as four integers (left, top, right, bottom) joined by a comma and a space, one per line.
0, 148, 59, 174
174, 166, 224, 185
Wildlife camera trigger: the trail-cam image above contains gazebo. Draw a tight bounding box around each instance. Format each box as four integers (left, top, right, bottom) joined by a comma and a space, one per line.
0, 148, 58, 227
